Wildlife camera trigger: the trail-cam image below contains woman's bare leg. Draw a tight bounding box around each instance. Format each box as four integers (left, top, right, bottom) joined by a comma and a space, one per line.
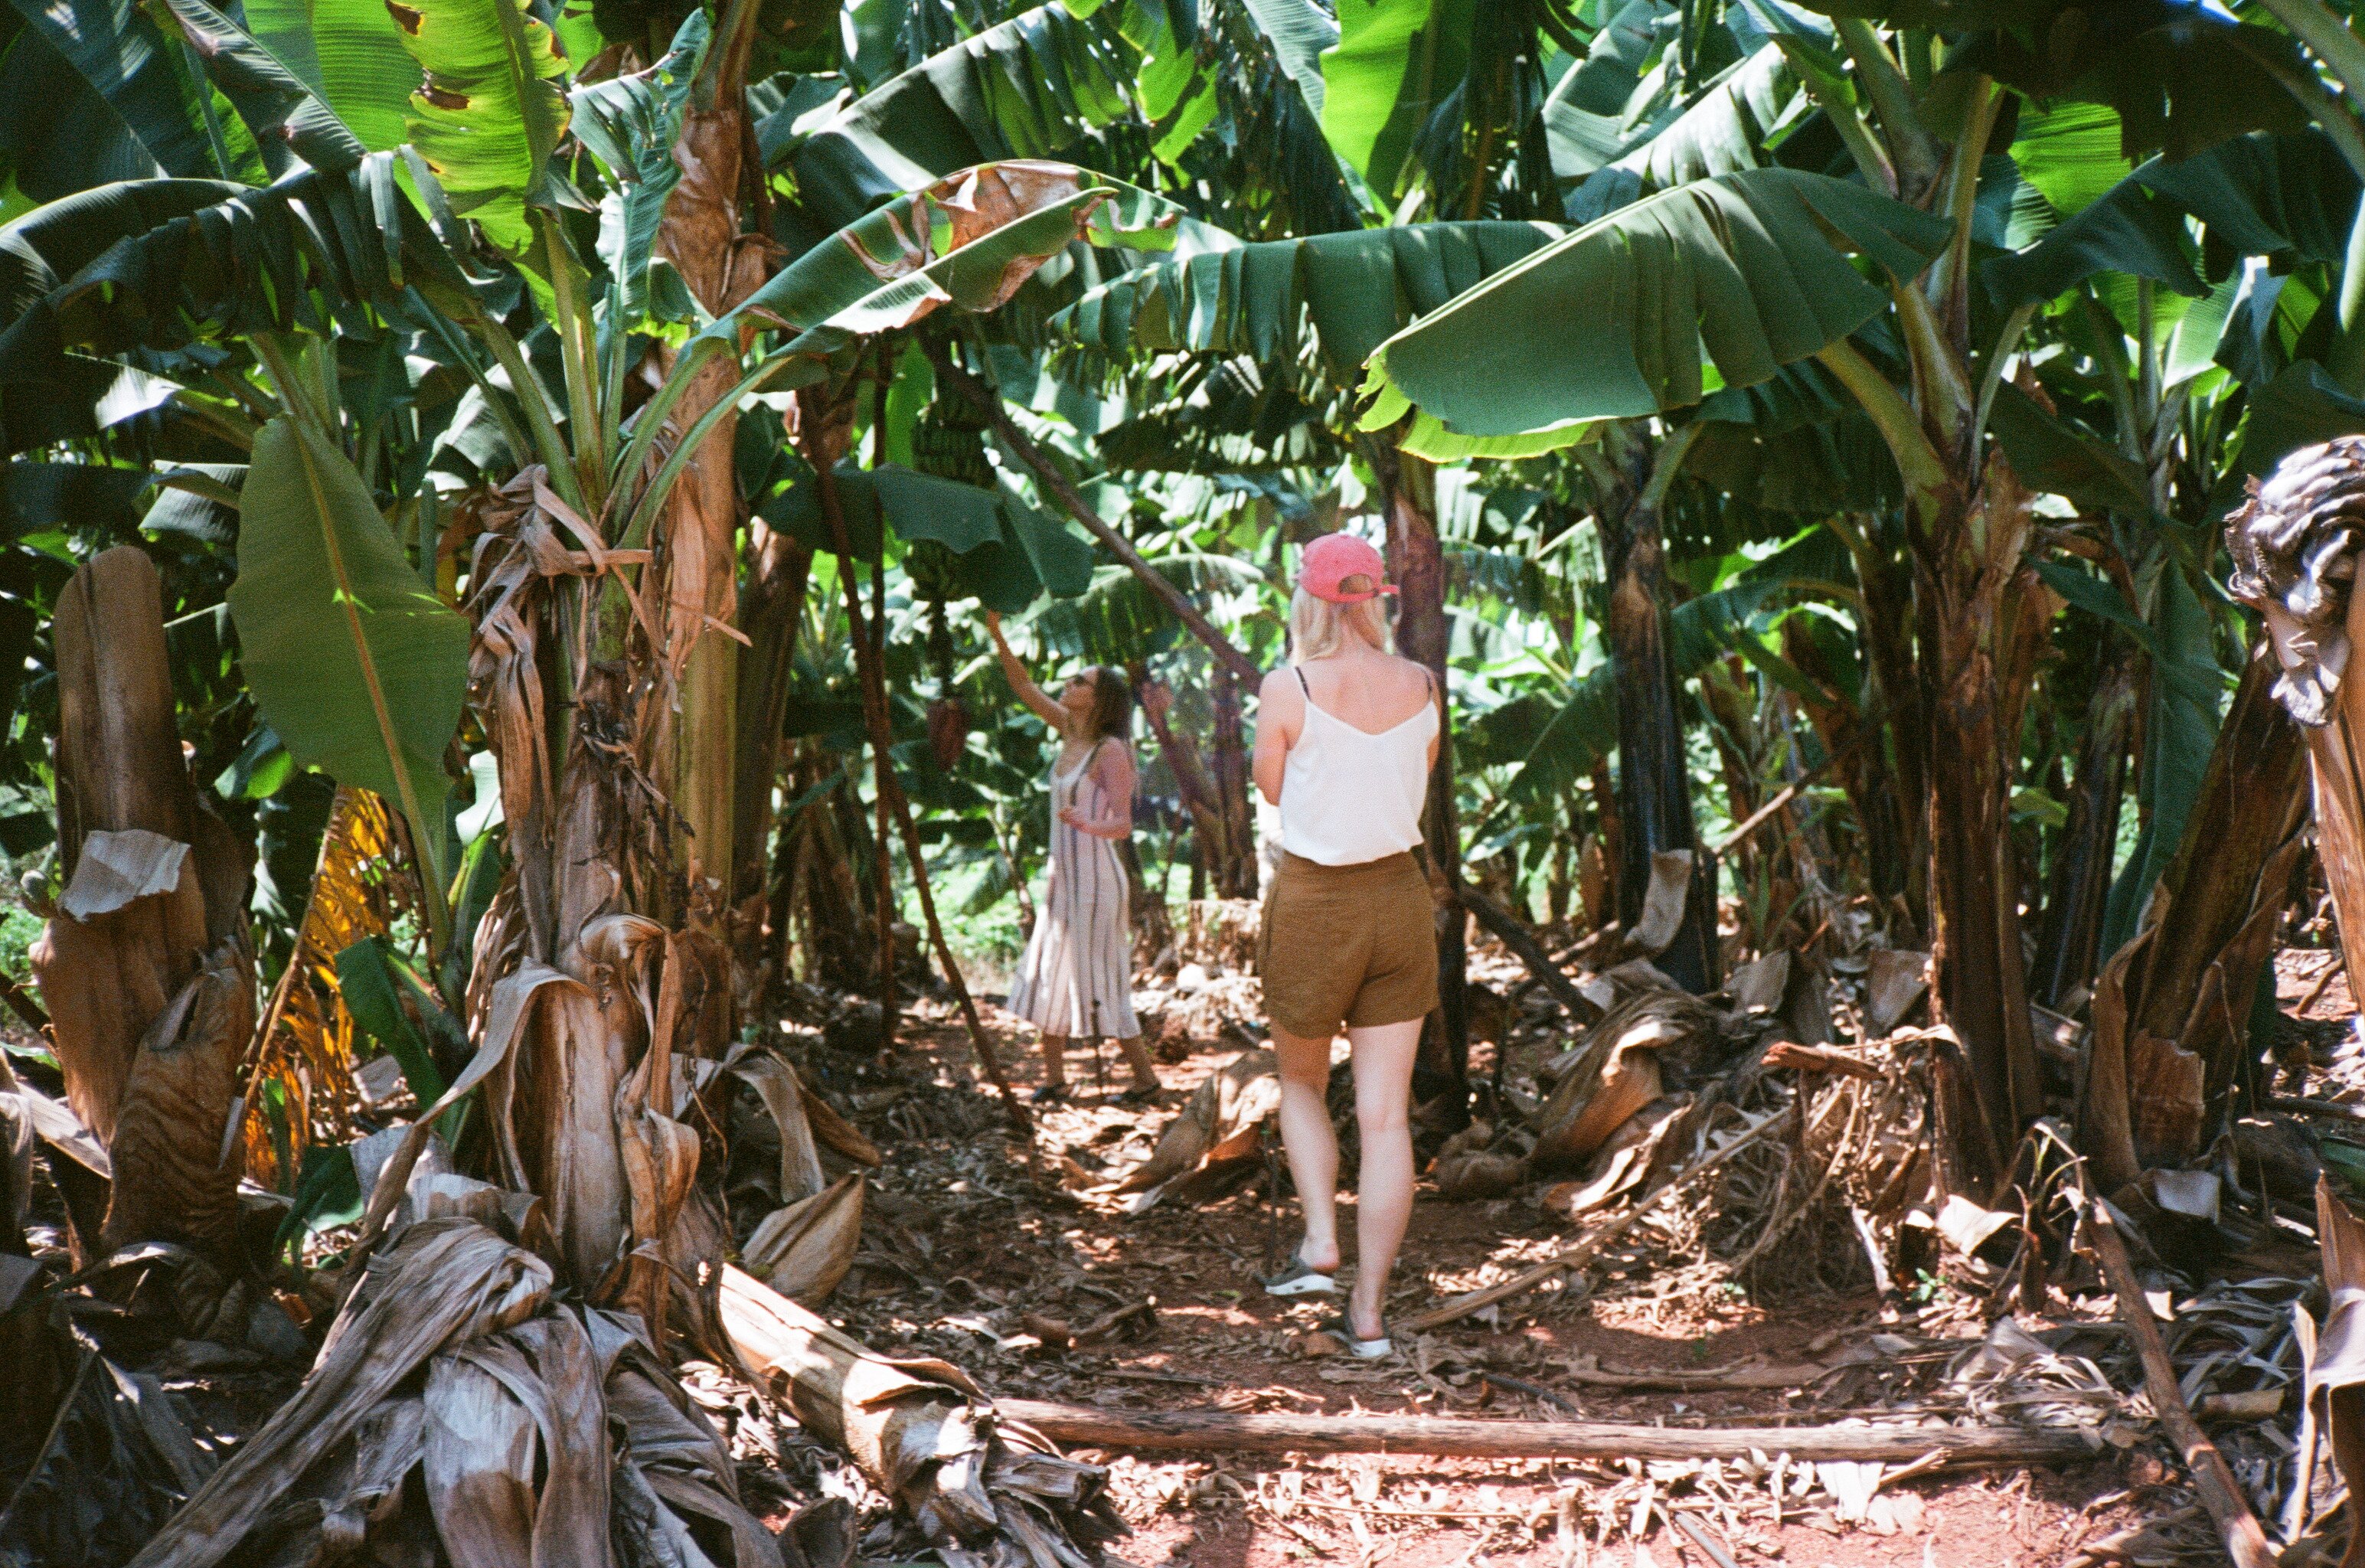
1270, 1024, 1341, 1273
1345, 1018, 1423, 1341
1039, 1034, 1069, 1091
1115, 1034, 1160, 1092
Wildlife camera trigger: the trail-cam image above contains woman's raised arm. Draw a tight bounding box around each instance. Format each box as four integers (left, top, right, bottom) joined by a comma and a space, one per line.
984, 609, 1066, 727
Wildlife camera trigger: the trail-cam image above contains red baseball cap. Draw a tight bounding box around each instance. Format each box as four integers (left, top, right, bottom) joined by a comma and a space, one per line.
1299, 533, 1396, 603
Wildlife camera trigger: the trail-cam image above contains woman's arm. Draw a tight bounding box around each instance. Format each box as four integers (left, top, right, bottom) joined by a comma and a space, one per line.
1060, 745, 1137, 838
1252, 666, 1302, 806
984, 609, 1066, 726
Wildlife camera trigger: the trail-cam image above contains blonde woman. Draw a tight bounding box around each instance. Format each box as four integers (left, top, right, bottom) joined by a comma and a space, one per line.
985, 610, 1161, 1106
1253, 533, 1442, 1358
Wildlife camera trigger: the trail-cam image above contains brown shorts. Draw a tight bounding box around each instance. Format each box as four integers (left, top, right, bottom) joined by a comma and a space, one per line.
1256, 851, 1439, 1037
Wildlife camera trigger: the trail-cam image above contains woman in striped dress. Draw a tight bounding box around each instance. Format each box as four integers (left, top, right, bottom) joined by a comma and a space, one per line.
985, 611, 1161, 1105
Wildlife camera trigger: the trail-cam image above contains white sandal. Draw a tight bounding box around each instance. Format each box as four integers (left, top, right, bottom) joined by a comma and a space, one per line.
1317, 1315, 1391, 1360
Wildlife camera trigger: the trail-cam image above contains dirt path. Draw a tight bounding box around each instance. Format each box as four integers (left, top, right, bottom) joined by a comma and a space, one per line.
785, 985, 2146, 1568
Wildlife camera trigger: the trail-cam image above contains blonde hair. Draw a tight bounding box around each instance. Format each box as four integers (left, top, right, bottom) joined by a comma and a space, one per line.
1289, 585, 1393, 662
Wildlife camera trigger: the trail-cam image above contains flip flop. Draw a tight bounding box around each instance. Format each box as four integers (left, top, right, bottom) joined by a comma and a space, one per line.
1115, 1084, 1162, 1108
1030, 1083, 1070, 1106
1259, 1252, 1340, 1297
1315, 1315, 1392, 1360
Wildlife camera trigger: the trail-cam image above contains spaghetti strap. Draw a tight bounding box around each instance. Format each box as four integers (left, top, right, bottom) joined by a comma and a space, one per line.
1295, 667, 1310, 696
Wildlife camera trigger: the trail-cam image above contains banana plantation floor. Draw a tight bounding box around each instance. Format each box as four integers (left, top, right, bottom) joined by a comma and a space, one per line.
22, 926, 2347, 1567
737, 939, 2200, 1568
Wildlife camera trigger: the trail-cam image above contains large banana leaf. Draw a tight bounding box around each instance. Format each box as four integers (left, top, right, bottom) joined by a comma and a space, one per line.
710, 162, 1184, 353
0, 24, 171, 204
386, 0, 570, 254
0, 162, 475, 452
620, 163, 1189, 537
1054, 220, 1562, 380
1606, 44, 1799, 197
771, 5, 1137, 243
5, 0, 228, 181
243, 0, 419, 153
1811, 0, 2308, 161
571, 11, 707, 325
1984, 130, 2357, 309
1318, 0, 1473, 198
1364, 168, 1953, 437
155, 0, 366, 174
1541, 0, 1668, 182
229, 414, 470, 892
1240, 0, 1337, 120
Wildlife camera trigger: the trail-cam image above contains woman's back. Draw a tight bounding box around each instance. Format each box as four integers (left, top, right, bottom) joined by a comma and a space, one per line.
1277, 650, 1437, 866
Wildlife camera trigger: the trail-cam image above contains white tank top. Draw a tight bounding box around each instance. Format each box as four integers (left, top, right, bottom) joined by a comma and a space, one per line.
1279, 665, 1439, 865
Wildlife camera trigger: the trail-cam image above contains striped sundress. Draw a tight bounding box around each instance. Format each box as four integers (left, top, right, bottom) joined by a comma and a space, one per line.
1008, 738, 1139, 1039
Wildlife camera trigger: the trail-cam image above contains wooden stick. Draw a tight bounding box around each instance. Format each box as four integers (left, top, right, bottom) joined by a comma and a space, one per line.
2265, 1092, 2365, 1124
1710, 731, 1858, 858
1457, 885, 1597, 1019
1399, 1106, 1791, 1332
928, 346, 1263, 688
2082, 1199, 2275, 1568
992, 1398, 2092, 1465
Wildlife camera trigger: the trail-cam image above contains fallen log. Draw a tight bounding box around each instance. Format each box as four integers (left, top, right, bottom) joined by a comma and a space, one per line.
2082, 1198, 2275, 1568
720, 1266, 1122, 1553
993, 1398, 2093, 1465
1402, 1104, 1790, 1332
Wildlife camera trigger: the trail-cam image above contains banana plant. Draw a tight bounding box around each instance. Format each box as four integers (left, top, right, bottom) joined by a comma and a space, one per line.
1358, 0, 2365, 1188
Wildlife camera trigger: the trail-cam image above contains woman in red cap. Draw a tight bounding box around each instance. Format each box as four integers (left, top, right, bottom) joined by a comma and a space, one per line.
1252, 531, 1442, 1358
983, 610, 1163, 1106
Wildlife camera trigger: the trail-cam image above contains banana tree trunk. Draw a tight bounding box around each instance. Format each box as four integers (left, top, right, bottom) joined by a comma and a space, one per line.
2031, 650, 2138, 1008
1208, 666, 1260, 900
1913, 457, 2043, 1194
31, 547, 253, 1265
1827, 513, 1928, 923
1374, 447, 1471, 1109
2081, 645, 2307, 1185
1782, 616, 1912, 913
1598, 428, 1717, 994
728, 521, 814, 997
653, 102, 768, 909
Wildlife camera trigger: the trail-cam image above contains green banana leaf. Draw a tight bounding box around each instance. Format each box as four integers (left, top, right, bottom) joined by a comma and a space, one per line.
155, 0, 366, 174
1598, 43, 1802, 199
0, 161, 474, 402
386, 0, 570, 255
4, 0, 230, 182
1318, 0, 1473, 198
243, 0, 420, 153
228, 414, 470, 893
1364, 167, 1953, 438
571, 11, 708, 325
1239, 0, 1336, 120
773, 5, 1136, 240
0, 24, 173, 204
1541, 0, 1668, 183
1811, 0, 2307, 162
1053, 220, 1562, 381
1984, 130, 2357, 309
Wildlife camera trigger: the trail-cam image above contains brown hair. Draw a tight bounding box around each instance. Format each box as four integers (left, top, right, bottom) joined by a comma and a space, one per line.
1076, 665, 1134, 741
